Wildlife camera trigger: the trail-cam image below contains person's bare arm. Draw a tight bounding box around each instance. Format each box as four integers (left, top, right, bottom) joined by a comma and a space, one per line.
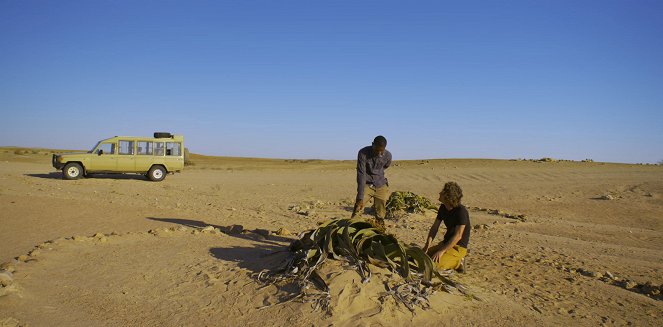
422, 219, 442, 252
430, 224, 465, 262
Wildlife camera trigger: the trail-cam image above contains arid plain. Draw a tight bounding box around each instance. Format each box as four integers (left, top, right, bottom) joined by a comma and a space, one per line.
1, 148, 662, 326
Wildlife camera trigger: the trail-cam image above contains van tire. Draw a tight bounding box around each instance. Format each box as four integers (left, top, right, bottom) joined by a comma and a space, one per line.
148, 165, 167, 182
154, 132, 172, 138
63, 163, 83, 180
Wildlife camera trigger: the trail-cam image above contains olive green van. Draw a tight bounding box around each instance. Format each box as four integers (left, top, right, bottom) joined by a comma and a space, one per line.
52, 132, 184, 181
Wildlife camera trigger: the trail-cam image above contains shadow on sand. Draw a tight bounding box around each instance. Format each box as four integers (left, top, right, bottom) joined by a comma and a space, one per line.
25, 173, 147, 181
147, 216, 295, 274
25, 172, 62, 180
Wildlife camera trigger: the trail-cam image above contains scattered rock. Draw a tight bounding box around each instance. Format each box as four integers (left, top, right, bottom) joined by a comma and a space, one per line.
275, 227, 291, 236
73, 235, 86, 241
599, 195, 614, 200
625, 280, 638, 289
0, 262, 15, 273
94, 233, 105, 238
201, 226, 215, 233
28, 249, 40, 257
17, 255, 28, 262
228, 225, 244, 234
98, 237, 108, 243
0, 270, 13, 286
605, 271, 615, 279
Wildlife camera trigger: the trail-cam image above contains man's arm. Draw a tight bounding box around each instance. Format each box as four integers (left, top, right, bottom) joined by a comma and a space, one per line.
352, 150, 367, 217
422, 218, 441, 252
384, 151, 392, 169
430, 225, 466, 262
356, 150, 367, 200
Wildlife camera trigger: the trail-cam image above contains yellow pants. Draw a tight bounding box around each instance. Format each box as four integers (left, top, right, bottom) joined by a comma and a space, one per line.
433, 245, 467, 270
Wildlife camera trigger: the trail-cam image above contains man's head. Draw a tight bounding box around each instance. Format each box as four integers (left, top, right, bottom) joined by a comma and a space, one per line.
439, 181, 463, 209
372, 135, 387, 156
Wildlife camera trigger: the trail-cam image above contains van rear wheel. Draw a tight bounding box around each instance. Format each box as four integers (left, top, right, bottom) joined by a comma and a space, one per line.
148, 165, 166, 182
63, 163, 83, 180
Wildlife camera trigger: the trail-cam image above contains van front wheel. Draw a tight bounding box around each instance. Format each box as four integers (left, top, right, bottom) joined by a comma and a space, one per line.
148, 165, 166, 182
63, 163, 83, 180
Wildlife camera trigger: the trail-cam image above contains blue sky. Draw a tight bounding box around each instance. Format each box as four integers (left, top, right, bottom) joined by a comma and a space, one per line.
1, 1, 662, 163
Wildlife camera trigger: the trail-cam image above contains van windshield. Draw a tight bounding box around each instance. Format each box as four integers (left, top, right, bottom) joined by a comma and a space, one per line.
89, 141, 101, 153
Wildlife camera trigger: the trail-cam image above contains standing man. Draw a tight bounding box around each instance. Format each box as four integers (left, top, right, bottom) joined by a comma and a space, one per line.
352, 135, 392, 227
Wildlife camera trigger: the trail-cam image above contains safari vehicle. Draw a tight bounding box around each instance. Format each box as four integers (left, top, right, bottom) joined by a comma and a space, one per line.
52, 132, 184, 181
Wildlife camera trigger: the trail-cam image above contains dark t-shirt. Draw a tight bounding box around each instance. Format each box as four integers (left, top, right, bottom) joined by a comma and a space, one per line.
436, 204, 471, 248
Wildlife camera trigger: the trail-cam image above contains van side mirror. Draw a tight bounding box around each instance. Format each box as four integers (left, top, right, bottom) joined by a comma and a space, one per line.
98, 149, 103, 156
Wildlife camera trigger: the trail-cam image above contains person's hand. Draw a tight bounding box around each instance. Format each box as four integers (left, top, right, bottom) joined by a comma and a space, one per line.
430, 250, 445, 263
422, 242, 430, 253
352, 199, 364, 217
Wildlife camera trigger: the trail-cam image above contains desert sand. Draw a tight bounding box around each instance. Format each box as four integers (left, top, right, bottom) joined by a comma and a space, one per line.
0, 147, 661, 326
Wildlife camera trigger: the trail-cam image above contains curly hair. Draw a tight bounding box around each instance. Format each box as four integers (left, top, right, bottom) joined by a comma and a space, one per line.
441, 181, 463, 207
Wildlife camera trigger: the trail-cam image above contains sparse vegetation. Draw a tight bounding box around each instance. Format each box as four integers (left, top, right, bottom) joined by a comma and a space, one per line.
386, 191, 438, 218
258, 217, 474, 312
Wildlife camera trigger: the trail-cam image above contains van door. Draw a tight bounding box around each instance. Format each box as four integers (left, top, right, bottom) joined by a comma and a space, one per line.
116, 140, 136, 172
89, 142, 118, 172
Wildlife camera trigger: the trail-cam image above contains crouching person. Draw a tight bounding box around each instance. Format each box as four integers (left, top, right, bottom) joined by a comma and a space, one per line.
422, 182, 470, 272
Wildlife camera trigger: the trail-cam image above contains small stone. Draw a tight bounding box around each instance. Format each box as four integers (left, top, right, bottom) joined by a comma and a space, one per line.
0, 270, 14, 287
99, 237, 108, 243
94, 233, 104, 238
201, 226, 215, 233
28, 250, 40, 257
275, 227, 291, 236
192, 230, 200, 235
73, 235, 86, 241
599, 195, 614, 200
228, 225, 244, 234
148, 229, 158, 235
0, 262, 15, 273
625, 281, 638, 289
605, 271, 615, 279
17, 255, 28, 262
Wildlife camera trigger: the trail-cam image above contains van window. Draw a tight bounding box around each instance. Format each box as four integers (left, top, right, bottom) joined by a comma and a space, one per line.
155, 142, 165, 156
137, 141, 153, 155
166, 142, 181, 156
119, 140, 134, 155
98, 143, 115, 154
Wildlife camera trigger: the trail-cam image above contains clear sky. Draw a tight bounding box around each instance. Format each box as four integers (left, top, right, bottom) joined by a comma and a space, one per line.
1, 1, 662, 163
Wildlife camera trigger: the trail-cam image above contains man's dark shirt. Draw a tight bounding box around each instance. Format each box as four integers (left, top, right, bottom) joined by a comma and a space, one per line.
436, 204, 471, 248
356, 146, 392, 200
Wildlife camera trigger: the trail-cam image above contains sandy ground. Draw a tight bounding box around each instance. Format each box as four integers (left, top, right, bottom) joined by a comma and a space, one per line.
0, 148, 662, 326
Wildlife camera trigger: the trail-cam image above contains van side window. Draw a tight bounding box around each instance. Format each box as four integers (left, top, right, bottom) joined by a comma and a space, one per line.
98, 143, 115, 154
119, 140, 134, 155
137, 141, 153, 155
155, 142, 165, 156
166, 142, 181, 156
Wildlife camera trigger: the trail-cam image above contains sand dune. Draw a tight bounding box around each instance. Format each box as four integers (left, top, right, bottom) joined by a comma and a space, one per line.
1, 148, 661, 326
